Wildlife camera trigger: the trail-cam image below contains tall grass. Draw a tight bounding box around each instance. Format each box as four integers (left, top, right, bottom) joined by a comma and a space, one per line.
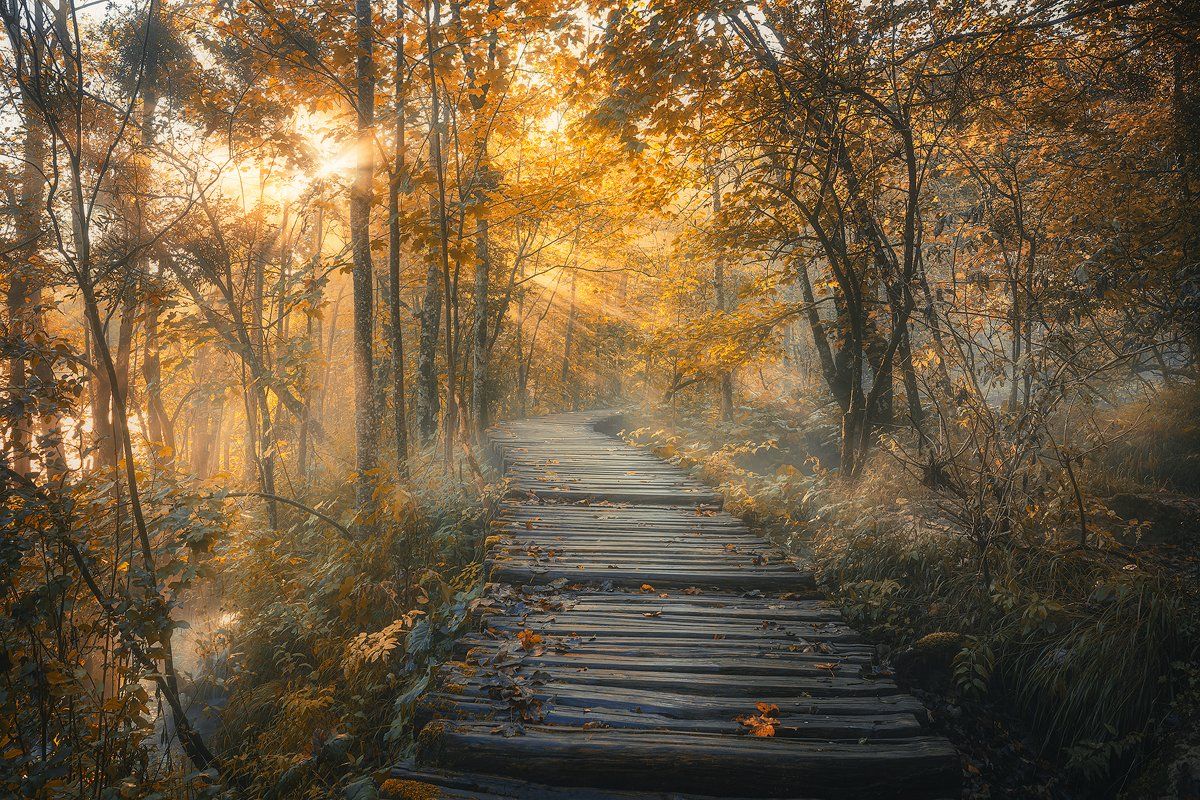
1095, 384, 1200, 493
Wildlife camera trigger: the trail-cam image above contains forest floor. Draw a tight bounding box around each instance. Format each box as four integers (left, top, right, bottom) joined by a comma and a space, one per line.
615, 402, 1200, 800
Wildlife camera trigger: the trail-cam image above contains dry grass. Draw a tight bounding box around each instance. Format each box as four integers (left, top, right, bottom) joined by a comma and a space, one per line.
1090, 384, 1200, 494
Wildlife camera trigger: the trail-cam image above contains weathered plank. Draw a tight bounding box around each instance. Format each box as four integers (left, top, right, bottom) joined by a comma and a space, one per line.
416, 724, 961, 799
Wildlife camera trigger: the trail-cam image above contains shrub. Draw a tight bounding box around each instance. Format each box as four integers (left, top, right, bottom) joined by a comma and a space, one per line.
200, 458, 495, 797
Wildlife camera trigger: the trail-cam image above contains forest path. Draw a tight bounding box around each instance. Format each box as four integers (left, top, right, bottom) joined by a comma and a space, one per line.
392, 411, 960, 800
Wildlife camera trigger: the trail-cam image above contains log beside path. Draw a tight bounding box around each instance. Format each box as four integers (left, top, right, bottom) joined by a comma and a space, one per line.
392, 411, 961, 799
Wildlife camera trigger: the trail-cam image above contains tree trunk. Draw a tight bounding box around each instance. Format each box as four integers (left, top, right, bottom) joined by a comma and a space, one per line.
352, 0, 379, 532
425, 0, 456, 464
5, 108, 46, 476
471, 211, 491, 436
416, 194, 443, 441
712, 175, 733, 422
141, 300, 175, 462
516, 283, 528, 417
137, 78, 174, 468
561, 272, 577, 410
465, 9, 498, 440
388, 2, 409, 472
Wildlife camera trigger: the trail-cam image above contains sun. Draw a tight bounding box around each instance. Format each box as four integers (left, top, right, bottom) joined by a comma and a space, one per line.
293, 109, 359, 180
314, 140, 358, 179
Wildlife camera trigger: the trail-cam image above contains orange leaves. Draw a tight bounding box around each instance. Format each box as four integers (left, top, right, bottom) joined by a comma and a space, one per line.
517, 630, 542, 650
737, 702, 780, 737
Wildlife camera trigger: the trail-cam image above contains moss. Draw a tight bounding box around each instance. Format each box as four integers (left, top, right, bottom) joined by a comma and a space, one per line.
415, 719, 447, 761
915, 631, 966, 653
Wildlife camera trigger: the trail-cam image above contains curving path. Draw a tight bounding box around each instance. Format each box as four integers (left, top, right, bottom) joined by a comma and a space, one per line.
391, 411, 960, 799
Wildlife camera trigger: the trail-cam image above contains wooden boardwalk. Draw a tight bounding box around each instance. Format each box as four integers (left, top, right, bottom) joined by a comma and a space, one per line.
393, 412, 960, 799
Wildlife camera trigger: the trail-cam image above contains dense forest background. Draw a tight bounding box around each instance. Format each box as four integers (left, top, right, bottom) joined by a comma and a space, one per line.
2, 0, 1198, 797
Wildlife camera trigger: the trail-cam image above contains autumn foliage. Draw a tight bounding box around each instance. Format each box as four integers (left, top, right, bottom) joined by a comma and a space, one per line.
1, 0, 1198, 796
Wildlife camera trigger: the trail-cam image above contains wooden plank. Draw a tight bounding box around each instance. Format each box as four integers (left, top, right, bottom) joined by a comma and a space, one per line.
417, 723, 961, 799
430, 680, 931, 718
417, 696, 925, 739
438, 663, 897, 698
387, 763, 822, 800
487, 564, 815, 592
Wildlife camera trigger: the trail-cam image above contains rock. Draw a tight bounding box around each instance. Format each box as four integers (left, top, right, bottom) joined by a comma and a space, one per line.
892, 632, 966, 691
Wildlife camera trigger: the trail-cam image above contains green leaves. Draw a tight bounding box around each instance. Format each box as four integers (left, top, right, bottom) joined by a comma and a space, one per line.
952, 638, 994, 698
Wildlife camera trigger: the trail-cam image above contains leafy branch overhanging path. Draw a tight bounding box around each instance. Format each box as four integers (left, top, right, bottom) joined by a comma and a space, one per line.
394, 411, 961, 799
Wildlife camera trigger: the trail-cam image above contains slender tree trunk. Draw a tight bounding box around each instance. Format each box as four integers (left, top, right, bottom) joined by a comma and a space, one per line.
352, 0, 379, 532
89, 318, 114, 469
247, 231, 278, 522
300, 211, 323, 484
425, 0, 456, 463
796, 256, 846, 410
92, 295, 137, 470
917, 255, 953, 396
471, 211, 491, 435
5, 106, 46, 476
257, 387, 279, 528
897, 311, 924, 433
712, 174, 733, 421
561, 272, 576, 410
189, 346, 220, 479
141, 300, 174, 460
388, 3, 409, 472
137, 80, 174, 468
240, 366, 259, 484
465, 8, 498, 440
516, 282, 528, 417
1009, 268, 1022, 410
1023, 236, 1036, 407
416, 194, 443, 441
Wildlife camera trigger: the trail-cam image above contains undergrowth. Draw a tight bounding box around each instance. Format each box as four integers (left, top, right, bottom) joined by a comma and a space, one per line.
194, 452, 499, 798
1092, 383, 1200, 494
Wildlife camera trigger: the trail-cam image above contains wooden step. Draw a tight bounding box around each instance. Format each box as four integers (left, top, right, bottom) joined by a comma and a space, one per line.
416, 723, 961, 799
